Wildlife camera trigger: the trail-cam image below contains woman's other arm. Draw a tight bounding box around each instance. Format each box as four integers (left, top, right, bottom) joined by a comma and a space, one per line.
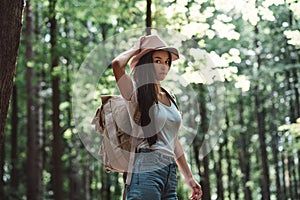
175, 139, 202, 200
112, 48, 139, 100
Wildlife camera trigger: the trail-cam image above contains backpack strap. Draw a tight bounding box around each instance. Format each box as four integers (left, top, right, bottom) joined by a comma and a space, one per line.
161, 87, 179, 110
125, 135, 141, 185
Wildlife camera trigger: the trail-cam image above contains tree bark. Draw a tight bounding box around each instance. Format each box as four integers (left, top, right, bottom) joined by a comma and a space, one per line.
287, 155, 298, 199
84, 154, 91, 200
224, 128, 232, 199
35, 9, 45, 200
0, 0, 24, 196
281, 152, 287, 199
197, 84, 211, 200
254, 24, 270, 200
270, 74, 282, 199
146, 0, 151, 35
10, 85, 19, 195
254, 70, 270, 200
49, 0, 63, 199
0, 128, 4, 198
34, 2, 45, 198
64, 17, 82, 199
24, 1, 42, 199
292, 69, 300, 119
288, 7, 300, 122
237, 94, 252, 200
0, 0, 24, 150
216, 144, 224, 200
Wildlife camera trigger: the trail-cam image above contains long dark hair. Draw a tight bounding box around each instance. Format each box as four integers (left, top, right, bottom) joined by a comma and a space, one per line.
132, 50, 172, 146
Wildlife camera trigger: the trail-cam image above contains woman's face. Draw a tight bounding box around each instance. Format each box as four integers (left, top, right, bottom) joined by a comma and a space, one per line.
152, 51, 171, 82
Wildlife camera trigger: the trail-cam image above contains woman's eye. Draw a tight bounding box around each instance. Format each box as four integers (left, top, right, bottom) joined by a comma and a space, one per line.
154, 59, 170, 65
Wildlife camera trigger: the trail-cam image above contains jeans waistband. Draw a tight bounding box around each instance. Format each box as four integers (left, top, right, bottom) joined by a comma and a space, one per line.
138, 148, 175, 164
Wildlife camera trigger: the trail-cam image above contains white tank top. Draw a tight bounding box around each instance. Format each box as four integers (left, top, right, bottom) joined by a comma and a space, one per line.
137, 100, 182, 157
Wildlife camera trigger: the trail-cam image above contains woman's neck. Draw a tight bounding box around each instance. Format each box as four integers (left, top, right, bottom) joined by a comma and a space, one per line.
155, 83, 162, 94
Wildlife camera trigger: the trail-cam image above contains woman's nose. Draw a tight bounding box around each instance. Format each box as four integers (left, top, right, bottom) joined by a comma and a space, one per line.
161, 63, 168, 70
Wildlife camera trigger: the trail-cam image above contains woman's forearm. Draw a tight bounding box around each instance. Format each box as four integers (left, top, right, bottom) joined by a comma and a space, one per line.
176, 154, 194, 182
112, 48, 139, 71
112, 48, 138, 100
174, 139, 193, 182
175, 139, 202, 200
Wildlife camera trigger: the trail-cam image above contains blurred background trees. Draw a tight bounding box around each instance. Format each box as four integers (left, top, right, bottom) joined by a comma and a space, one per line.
1, 0, 299, 199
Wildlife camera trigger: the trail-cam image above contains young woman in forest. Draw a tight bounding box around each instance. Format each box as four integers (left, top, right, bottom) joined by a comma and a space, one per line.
111, 34, 202, 200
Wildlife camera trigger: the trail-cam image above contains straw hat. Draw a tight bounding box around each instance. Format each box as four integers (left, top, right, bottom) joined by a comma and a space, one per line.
129, 35, 179, 71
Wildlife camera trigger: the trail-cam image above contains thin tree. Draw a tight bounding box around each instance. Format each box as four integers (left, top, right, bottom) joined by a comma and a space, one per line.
215, 143, 224, 200
237, 93, 252, 200
253, 24, 270, 200
270, 73, 282, 199
24, 0, 42, 199
197, 84, 211, 200
10, 85, 19, 197
146, 0, 151, 35
223, 112, 232, 199
49, 0, 63, 198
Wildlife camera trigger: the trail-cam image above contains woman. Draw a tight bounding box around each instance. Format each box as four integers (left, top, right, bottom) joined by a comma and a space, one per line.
111, 35, 202, 200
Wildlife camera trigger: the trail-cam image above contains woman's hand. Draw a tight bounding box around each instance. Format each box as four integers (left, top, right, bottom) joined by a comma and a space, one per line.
174, 140, 202, 199
187, 178, 202, 200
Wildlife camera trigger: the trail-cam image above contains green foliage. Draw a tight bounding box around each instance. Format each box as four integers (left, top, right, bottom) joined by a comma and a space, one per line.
2, 0, 300, 199
278, 118, 300, 150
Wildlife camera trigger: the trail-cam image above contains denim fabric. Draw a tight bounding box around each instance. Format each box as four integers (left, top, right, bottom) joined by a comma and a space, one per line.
126, 149, 178, 200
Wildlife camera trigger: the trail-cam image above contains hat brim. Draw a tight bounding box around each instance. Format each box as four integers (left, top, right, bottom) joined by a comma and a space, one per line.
130, 47, 179, 71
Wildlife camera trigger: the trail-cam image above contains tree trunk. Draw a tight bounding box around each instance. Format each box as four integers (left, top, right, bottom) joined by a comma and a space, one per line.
146, 0, 151, 35
281, 152, 287, 199
288, 155, 298, 199
106, 172, 111, 200
233, 178, 239, 200
49, 0, 63, 199
224, 121, 232, 199
254, 75, 270, 200
1, 0, 24, 193
36, 75, 44, 200
114, 173, 122, 199
237, 94, 252, 200
0, 129, 4, 198
197, 84, 211, 200
84, 154, 91, 200
286, 71, 296, 122
292, 69, 300, 119
34, 1, 46, 198
35, 21, 44, 200
69, 152, 81, 200
24, 1, 42, 199
222, 112, 232, 199
216, 143, 224, 200
254, 25, 270, 200
64, 18, 82, 199
0, 0, 24, 150
287, 10, 299, 199
288, 7, 300, 122
270, 74, 282, 199
298, 150, 300, 199
10, 85, 19, 196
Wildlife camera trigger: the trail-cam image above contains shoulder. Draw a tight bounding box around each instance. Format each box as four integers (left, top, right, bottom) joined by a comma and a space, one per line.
161, 87, 176, 101
161, 87, 179, 109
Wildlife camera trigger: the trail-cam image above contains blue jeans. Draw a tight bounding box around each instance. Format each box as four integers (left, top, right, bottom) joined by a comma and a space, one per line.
126, 149, 178, 200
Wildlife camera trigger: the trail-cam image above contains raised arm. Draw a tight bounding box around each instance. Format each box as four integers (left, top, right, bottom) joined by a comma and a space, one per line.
175, 139, 202, 200
111, 48, 138, 100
